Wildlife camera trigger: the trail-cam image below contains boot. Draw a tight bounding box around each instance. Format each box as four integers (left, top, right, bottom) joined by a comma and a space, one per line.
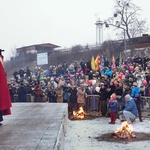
138, 111, 143, 122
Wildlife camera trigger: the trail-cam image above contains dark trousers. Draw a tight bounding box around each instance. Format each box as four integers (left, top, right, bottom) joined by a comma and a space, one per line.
49, 97, 57, 103
0, 111, 3, 122
135, 98, 143, 122
68, 102, 77, 113
100, 101, 107, 116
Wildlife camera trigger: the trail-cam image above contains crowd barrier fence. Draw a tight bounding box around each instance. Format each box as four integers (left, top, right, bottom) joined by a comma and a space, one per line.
141, 96, 150, 119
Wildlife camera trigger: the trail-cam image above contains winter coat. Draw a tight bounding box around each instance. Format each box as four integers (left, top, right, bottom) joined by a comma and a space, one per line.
104, 69, 113, 77
107, 84, 116, 98
77, 88, 85, 104
100, 88, 108, 101
68, 87, 77, 103
131, 86, 140, 98
115, 86, 123, 96
63, 86, 69, 102
109, 100, 117, 112
57, 88, 63, 103
17, 86, 27, 102
145, 84, 150, 96
34, 85, 41, 96
123, 98, 138, 116
47, 90, 58, 102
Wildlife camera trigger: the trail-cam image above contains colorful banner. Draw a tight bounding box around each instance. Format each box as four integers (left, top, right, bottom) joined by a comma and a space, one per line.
111, 54, 116, 69
119, 52, 122, 67
100, 55, 104, 73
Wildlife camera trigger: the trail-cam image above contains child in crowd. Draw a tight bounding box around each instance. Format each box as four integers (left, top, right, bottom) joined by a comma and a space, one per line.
108, 93, 117, 124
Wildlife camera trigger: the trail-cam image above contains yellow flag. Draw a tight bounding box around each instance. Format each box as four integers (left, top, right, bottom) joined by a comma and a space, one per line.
91, 55, 96, 71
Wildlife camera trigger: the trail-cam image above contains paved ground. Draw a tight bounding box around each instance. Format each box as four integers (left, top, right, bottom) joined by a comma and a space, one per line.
65, 117, 150, 150
0, 103, 68, 150
1, 103, 149, 150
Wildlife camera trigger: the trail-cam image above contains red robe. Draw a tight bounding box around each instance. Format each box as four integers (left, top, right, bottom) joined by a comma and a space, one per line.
0, 55, 12, 115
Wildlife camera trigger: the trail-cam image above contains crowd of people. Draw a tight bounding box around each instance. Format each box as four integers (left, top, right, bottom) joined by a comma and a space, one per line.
7, 56, 150, 124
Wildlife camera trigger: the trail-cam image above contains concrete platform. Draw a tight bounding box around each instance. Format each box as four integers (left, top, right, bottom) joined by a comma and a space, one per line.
0, 103, 68, 150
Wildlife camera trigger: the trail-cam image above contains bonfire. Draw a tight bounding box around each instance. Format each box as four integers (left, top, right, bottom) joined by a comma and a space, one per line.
112, 121, 136, 139
73, 107, 85, 119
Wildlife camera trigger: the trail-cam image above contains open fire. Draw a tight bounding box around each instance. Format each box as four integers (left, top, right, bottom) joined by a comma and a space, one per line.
73, 107, 85, 119
112, 121, 136, 139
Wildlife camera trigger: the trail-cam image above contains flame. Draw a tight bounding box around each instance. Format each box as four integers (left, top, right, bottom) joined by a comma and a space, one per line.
73, 107, 85, 119
115, 121, 133, 133
114, 121, 135, 139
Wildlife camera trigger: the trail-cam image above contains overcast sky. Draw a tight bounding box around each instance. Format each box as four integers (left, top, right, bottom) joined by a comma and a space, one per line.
0, 0, 150, 60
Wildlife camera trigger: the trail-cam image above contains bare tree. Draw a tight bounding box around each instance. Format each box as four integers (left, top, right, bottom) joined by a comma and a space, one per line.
101, 40, 122, 61
71, 45, 83, 53
105, 0, 148, 56
9, 46, 17, 59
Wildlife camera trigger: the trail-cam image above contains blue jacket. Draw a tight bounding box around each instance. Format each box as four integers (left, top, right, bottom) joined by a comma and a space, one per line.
123, 98, 138, 116
109, 100, 117, 112
131, 86, 140, 98
104, 69, 113, 77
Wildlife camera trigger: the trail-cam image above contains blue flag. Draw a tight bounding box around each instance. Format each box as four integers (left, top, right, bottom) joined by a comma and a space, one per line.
119, 52, 122, 68
100, 55, 104, 73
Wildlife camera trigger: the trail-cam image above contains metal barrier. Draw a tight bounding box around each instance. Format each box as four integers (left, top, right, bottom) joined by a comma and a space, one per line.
13, 94, 19, 102
85, 95, 102, 116
13, 94, 34, 102
26, 94, 31, 102
85, 95, 100, 112
140, 96, 150, 119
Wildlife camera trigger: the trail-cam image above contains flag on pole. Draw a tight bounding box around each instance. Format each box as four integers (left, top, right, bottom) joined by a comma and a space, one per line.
100, 55, 104, 73
91, 55, 96, 71
95, 54, 101, 71
111, 54, 116, 70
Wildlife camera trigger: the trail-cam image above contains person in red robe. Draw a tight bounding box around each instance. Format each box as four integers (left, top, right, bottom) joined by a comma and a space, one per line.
0, 49, 12, 126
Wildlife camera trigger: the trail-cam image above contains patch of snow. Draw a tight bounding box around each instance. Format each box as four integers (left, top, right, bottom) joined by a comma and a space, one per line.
65, 117, 150, 150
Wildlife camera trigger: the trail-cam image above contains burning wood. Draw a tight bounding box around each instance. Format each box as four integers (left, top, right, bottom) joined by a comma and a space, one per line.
73, 107, 85, 119
112, 121, 136, 139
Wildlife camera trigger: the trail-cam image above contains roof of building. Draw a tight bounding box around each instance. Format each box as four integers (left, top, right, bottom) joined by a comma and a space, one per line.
16, 43, 60, 51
